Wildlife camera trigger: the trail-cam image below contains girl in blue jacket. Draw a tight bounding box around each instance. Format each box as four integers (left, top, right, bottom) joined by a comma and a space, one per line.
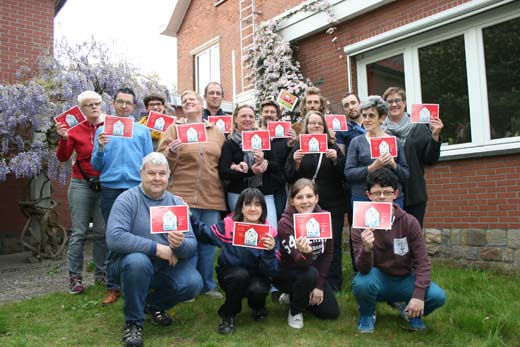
191, 188, 279, 334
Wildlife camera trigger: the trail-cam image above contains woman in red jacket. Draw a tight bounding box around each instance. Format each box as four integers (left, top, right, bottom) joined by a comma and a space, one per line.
274, 178, 340, 329
56, 90, 106, 295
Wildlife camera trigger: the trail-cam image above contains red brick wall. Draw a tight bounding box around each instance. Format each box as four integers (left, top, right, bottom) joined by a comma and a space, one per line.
425, 154, 520, 229
0, 0, 70, 246
294, 0, 471, 112
0, 0, 55, 83
176, 0, 304, 99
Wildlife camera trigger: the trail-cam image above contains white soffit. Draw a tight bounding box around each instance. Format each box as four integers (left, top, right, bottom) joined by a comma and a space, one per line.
276, 0, 394, 42
161, 0, 191, 37
343, 0, 513, 56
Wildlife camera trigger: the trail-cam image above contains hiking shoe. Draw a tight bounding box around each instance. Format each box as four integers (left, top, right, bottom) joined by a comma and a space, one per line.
145, 304, 172, 326
69, 276, 85, 294
398, 304, 426, 331
122, 322, 143, 347
218, 316, 235, 334
205, 288, 224, 299
278, 293, 290, 305
252, 308, 268, 321
288, 311, 304, 329
357, 315, 375, 333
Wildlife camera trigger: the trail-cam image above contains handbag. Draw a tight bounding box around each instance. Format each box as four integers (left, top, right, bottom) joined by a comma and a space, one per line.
76, 161, 102, 192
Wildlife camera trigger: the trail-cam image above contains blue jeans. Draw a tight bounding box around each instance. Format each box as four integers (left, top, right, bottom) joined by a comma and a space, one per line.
108, 252, 203, 327
352, 267, 445, 316
191, 208, 220, 292
101, 187, 128, 290
227, 192, 278, 229
67, 179, 106, 279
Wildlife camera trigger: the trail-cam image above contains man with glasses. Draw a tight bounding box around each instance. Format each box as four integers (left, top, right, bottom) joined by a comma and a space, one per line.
351, 168, 445, 333
382, 87, 444, 227
91, 87, 153, 304
139, 93, 171, 149
203, 82, 226, 120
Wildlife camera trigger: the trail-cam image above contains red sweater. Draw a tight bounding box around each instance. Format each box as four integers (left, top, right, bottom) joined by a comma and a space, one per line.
56, 120, 103, 179
277, 204, 333, 290
351, 204, 432, 300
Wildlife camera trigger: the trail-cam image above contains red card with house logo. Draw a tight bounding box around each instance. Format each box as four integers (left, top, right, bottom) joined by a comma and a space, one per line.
242, 130, 271, 151
370, 136, 398, 158
208, 115, 232, 134
176, 123, 207, 144
145, 111, 175, 133
293, 212, 332, 240
268, 121, 291, 138
104, 116, 134, 138
54, 106, 86, 130
232, 222, 271, 250
352, 202, 393, 230
277, 89, 299, 112
325, 114, 348, 131
299, 134, 328, 153
410, 104, 440, 123
150, 205, 190, 233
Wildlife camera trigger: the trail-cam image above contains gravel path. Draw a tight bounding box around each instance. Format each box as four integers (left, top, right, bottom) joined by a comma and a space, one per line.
0, 240, 96, 304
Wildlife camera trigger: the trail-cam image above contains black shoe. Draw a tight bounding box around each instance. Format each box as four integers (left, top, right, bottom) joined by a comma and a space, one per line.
145, 304, 173, 326
252, 308, 268, 321
218, 316, 235, 334
122, 322, 143, 347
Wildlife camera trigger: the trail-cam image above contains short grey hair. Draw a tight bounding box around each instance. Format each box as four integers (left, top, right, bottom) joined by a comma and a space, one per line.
140, 152, 169, 171
77, 90, 102, 106
360, 95, 388, 117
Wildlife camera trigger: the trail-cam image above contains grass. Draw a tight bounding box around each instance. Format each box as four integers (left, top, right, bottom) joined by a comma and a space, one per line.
0, 259, 519, 347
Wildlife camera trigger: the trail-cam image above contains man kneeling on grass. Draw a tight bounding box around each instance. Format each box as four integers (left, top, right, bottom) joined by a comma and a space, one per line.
106, 152, 203, 347
351, 168, 445, 333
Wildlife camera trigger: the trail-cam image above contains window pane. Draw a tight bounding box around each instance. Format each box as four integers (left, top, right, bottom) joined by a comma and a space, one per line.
366, 54, 404, 95
483, 17, 520, 139
419, 35, 471, 144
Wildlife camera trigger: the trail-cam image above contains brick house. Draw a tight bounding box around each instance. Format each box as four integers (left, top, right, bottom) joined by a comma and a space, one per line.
0, 0, 69, 253
164, 0, 520, 270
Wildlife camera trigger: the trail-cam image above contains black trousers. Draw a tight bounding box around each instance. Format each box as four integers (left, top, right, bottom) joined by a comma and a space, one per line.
326, 213, 344, 291
273, 266, 339, 320
216, 265, 270, 317
405, 202, 427, 228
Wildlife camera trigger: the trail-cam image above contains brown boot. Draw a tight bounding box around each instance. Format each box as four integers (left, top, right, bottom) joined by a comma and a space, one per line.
102, 289, 120, 304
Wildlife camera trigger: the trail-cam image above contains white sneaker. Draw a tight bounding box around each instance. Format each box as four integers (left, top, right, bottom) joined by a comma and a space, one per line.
279, 293, 290, 304
205, 289, 224, 299
288, 311, 304, 329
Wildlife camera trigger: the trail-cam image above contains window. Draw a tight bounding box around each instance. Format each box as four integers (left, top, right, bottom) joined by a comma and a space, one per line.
194, 44, 220, 96
483, 17, 520, 140
419, 35, 471, 145
355, 2, 520, 157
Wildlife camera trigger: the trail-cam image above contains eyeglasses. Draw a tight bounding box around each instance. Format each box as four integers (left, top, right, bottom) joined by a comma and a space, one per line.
147, 102, 163, 107
308, 121, 324, 127
386, 98, 403, 105
369, 190, 395, 197
115, 100, 134, 106
82, 102, 101, 108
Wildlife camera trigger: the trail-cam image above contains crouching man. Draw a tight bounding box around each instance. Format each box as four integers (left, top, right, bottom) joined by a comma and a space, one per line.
351, 168, 445, 333
106, 152, 203, 347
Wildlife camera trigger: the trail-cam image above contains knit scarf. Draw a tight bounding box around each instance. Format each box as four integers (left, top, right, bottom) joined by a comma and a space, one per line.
231, 131, 263, 188
382, 112, 415, 145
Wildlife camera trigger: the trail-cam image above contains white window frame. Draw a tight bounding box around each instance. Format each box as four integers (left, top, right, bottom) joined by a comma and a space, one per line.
353, 1, 520, 158
191, 37, 221, 96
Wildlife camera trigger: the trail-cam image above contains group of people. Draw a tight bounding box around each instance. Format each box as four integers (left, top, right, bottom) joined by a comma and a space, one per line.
56, 83, 446, 347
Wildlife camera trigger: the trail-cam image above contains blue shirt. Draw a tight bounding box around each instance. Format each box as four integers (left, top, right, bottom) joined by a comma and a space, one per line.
335, 120, 365, 151
91, 122, 153, 189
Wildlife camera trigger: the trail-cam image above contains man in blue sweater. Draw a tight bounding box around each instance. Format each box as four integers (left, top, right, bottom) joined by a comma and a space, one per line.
92, 87, 153, 304
106, 152, 203, 347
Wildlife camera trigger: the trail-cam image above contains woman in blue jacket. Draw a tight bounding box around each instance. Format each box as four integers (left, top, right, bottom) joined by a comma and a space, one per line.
192, 188, 278, 334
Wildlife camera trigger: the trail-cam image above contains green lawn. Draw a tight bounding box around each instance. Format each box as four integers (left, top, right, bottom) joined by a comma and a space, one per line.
1, 260, 519, 347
